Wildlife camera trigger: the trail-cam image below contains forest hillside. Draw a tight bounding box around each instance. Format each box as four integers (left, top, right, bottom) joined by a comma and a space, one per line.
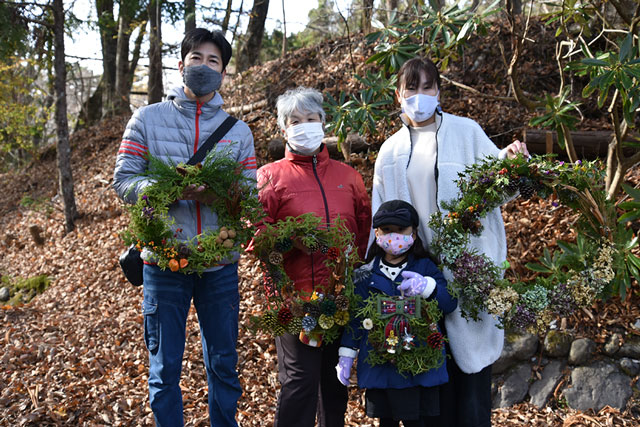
1, 17, 639, 426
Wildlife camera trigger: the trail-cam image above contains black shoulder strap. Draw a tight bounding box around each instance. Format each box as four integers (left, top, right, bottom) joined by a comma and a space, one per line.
187, 115, 238, 166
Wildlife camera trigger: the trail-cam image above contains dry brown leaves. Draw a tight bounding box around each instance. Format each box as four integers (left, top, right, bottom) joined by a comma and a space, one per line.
1, 20, 639, 425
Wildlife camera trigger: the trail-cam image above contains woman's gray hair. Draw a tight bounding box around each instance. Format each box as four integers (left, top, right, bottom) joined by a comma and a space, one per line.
276, 87, 326, 131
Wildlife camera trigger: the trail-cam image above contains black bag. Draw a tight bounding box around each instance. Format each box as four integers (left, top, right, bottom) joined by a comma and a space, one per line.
119, 244, 144, 286
118, 115, 238, 286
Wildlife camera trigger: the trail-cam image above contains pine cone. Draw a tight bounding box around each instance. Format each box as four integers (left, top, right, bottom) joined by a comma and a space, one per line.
286, 318, 303, 335
272, 323, 286, 336
262, 312, 278, 329
306, 240, 320, 253
505, 177, 519, 194
303, 302, 321, 318
277, 307, 294, 325
321, 299, 337, 316
459, 211, 481, 234
268, 251, 284, 265
517, 177, 536, 199
427, 332, 444, 349
274, 238, 293, 253
335, 295, 349, 311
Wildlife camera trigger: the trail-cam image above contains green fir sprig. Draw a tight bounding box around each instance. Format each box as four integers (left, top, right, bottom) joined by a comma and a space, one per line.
122, 149, 264, 275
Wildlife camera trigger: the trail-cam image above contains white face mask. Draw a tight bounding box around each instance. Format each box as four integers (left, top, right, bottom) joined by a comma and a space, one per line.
401, 93, 440, 123
286, 122, 324, 155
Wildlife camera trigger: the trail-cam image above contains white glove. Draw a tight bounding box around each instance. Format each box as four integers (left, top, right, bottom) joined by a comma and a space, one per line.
397, 271, 436, 298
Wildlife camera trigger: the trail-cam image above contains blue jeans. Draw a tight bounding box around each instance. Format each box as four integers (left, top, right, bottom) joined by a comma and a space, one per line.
142, 263, 241, 427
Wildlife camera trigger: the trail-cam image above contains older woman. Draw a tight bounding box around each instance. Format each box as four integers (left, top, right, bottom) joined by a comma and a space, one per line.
257, 87, 371, 427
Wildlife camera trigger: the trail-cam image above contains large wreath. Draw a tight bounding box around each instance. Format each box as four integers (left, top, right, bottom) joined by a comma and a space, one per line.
251, 213, 360, 345
429, 154, 618, 331
122, 151, 264, 274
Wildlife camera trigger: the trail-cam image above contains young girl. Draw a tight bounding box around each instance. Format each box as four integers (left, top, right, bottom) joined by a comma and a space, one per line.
336, 200, 457, 427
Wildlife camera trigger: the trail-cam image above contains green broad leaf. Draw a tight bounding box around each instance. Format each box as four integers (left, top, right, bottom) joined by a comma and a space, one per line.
620, 34, 633, 62
627, 254, 640, 270
622, 183, 640, 200
456, 20, 473, 41
581, 58, 608, 67
619, 275, 628, 300
557, 240, 578, 255
525, 262, 553, 273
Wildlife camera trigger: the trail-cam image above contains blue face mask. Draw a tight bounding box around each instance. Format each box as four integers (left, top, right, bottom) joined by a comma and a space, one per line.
183, 65, 223, 97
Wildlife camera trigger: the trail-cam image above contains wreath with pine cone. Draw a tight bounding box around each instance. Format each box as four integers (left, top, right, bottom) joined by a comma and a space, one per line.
429, 154, 619, 331
121, 151, 264, 275
250, 213, 360, 345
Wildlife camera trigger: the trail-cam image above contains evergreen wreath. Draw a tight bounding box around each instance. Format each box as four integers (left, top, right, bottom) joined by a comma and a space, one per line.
428, 153, 616, 331
357, 292, 446, 376
251, 213, 360, 345
121, 151, 264, 275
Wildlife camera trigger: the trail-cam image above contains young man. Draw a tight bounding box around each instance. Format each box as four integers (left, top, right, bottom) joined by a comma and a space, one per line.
113, 28, 256, 427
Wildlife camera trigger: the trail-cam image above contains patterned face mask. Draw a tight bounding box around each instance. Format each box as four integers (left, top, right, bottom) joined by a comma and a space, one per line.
376, 232, 414, 256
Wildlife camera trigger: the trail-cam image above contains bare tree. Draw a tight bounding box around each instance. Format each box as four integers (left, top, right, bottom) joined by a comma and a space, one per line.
221, 0, 233, 33
361, 0, 374, 34
385, 0, 399, 23
507, 0, 522, 15
185, 0, 195, 33
281, 0, 287, 56
52, 0, 78, 232
236, 0, 269, 72
148, 0, 163, 104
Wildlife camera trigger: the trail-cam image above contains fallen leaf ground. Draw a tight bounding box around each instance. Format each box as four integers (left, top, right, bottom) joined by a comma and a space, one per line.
2, 18, 640, 426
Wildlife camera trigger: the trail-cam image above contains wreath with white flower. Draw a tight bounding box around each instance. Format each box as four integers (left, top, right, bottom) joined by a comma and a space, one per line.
356, 291, 446, 376
250, 213, 360, 345
428, 154, 619, 331
121, 151, 264, 274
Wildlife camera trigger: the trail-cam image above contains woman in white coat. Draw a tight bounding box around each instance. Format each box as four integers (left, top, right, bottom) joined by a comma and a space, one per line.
372, 56, 528, 427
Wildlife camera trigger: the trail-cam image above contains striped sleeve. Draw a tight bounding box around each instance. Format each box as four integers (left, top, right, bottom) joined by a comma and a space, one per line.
118, 139, 148, 158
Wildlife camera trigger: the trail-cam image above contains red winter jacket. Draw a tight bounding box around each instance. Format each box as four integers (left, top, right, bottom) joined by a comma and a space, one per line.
257, 145, 371, 296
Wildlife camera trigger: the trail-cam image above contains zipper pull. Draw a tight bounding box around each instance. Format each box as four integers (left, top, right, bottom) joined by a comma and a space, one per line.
196, 100, 203, 116
312, 155, 317, 166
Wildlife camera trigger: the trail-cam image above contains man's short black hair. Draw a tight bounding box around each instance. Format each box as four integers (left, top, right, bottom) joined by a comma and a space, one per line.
181, 28, 232, 70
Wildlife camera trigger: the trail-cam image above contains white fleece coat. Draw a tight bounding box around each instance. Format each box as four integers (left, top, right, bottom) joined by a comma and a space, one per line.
372, 112, 505, 374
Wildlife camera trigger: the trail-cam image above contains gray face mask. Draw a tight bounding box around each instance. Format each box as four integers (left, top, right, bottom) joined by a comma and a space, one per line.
182, 64, 223, 97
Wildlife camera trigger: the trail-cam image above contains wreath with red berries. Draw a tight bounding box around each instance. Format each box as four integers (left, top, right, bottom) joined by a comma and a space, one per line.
121, 151, 264, 275
356, 289, 446, 376
250, 213, 360, 345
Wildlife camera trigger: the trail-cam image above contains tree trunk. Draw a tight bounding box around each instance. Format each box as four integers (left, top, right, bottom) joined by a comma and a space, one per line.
114, 12, 133, 113
231, 0, 244, 45
129, 20, 147, 89
384, 0, 398, 24
185, 0, 196, 33
148, 0, 163, 104
236, 0, 269, 72
96, 0, 117, 116
361, 0, 373, 34
507, 0, 522, 15
281, 0, 287, 56
53, 0, 77, 233
75, 76, 104, 131
221, 0, 233, 33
